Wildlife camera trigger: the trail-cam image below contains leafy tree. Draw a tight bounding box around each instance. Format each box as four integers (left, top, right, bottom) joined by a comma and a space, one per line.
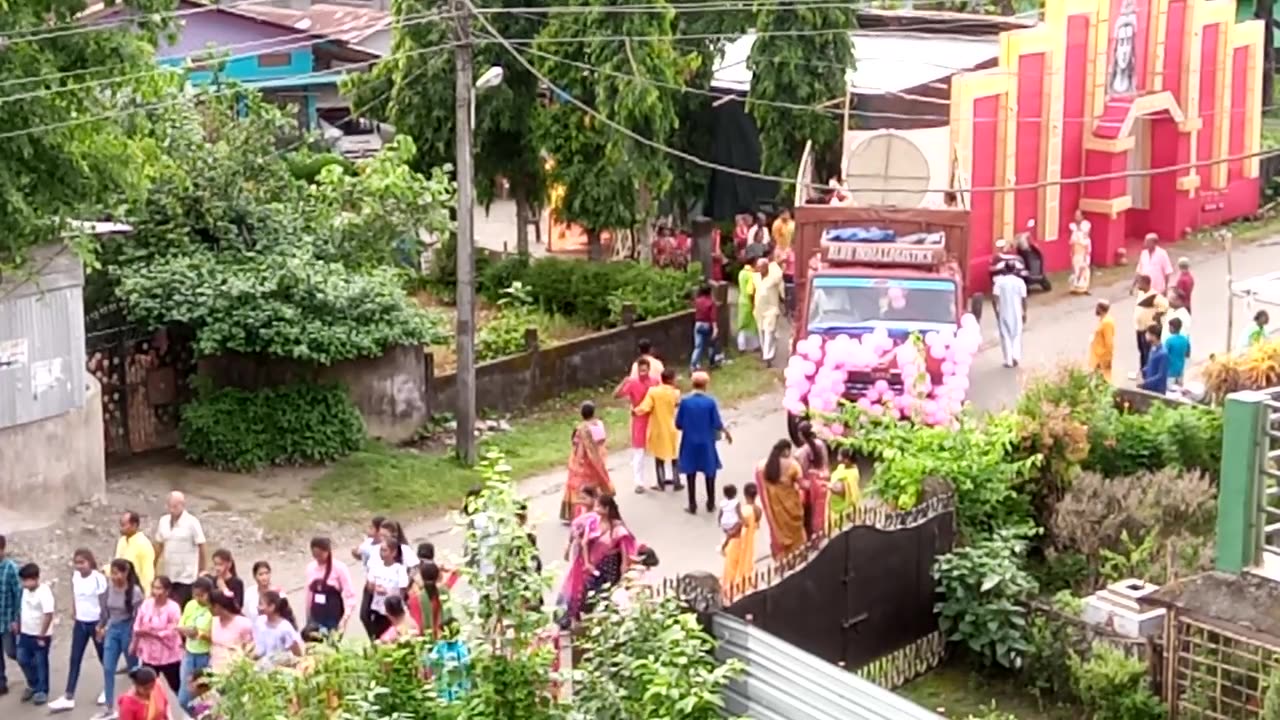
747, 3, 857, 196
667, 7, 750, 225
0, 0, 176, 269
532, 0, 693, 260
345, 0, 548, 256
109, 88, 452, 364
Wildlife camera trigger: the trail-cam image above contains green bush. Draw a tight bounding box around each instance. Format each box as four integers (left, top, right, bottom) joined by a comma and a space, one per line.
179, 382, 365, 472
467, 255, 698, 328
1085, 403, 1222, 479
933, 528, 1039, 670
1069, 643, 1165, 720
477, 308, 538, 360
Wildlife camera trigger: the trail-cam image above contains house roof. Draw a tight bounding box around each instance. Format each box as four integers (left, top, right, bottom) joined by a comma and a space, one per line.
713, 31, 1000, 96
233, 3, 390, 45
80, 0, 330, 41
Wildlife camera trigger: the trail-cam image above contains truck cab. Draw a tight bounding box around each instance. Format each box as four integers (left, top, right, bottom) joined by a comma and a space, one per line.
785, 206, 977, 440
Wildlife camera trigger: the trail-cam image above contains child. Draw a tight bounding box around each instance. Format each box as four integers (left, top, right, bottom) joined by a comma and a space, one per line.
828, 448, 862, 527
117, 665, 169, 720
1165, 316, 1191, 386
186, 668, 217, 719
718, 484, 741, 554
17, 563, 54, 705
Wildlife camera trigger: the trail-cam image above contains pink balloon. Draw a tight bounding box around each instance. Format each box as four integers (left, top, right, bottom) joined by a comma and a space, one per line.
941, 361, 956, 376
867, 403, 885, 417
954, 376, 970, 391
784, 399, 806, 415
801, 360, 816, 376
924, 331, 940, 346
961, 314, 979, 330
856, 397, 873, 411
865, 388, 881, 404
873, 379, 890, 393
929, 344, 947, 360
829, 423, 846, 437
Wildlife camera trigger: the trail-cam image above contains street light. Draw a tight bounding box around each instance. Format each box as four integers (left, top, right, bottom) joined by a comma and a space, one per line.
471, 65, 505, 128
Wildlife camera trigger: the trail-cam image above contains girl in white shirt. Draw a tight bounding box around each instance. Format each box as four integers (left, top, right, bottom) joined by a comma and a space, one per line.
48, 549, 108, 711
365, 541, 409, 640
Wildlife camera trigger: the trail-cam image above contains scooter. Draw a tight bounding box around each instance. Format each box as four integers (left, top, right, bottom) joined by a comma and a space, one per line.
1013, 219, 1053, 293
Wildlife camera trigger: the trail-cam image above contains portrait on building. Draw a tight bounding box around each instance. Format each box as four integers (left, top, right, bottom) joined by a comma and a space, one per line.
1107, 0, 1143, 96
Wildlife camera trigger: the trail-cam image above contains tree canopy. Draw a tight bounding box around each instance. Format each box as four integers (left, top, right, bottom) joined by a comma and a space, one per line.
747, 4, 858, 193
0, 0, 177, 268
108, 89, 452, 364
344, 0, 548, 254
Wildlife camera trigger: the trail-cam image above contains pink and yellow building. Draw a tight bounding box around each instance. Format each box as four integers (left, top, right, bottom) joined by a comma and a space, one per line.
949, 0, 1265, 279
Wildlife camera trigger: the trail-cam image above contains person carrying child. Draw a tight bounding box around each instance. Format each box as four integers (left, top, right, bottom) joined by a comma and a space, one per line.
721, 483, 762, 602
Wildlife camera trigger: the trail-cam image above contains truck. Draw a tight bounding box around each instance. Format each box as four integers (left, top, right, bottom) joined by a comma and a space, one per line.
785, 205, 981, 441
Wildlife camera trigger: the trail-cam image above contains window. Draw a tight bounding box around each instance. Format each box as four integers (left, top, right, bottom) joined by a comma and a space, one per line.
844, 133, 932, 208
807, 277, 957, 330
257, 53, 292, 69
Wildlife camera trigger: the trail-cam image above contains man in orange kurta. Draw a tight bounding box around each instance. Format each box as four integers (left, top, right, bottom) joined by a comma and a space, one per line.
1089, 300, 1116, 382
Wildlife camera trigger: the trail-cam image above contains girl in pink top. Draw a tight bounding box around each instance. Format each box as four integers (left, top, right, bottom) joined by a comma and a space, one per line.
208, 593, 253, 671
304, 537, 357, 633
131, 577, 184, 692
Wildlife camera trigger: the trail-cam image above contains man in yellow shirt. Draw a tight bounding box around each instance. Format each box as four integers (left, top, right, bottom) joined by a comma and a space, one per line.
770, 208, 794, 252
114, 511, 155, 590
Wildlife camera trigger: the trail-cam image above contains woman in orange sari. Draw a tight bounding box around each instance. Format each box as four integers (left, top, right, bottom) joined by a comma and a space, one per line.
560, 401, 616, 523
722, 482, 762, 602
755, 439, 807, 559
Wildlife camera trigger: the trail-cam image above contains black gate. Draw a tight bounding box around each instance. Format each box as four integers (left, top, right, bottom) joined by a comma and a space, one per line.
724, 493, 955, 685
85, 326, 195, 458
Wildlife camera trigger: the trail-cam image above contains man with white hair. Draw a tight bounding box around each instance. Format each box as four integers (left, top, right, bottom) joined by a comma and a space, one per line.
153, 492, 206, 608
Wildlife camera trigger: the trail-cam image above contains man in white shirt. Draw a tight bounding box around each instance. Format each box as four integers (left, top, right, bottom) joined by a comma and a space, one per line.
15, 563, 54, 704
154, 491, 206, 608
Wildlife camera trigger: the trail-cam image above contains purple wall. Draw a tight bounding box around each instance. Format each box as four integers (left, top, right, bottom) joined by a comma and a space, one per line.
158, 12, 306, 59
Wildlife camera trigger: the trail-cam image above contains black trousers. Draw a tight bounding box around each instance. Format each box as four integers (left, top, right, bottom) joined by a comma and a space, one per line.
685, 473, 716, 511
150, 661, 181, 693
1137, 331, 1151, 371
654, 459, 679, 487
359, 587, 377, 639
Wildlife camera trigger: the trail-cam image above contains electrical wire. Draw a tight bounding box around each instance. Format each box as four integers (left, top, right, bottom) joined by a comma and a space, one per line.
0, 8, 458, 102
468, 0, 1280, 195
0, 40, 459, 141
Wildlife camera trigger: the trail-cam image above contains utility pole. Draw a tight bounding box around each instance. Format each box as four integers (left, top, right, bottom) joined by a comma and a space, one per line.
452, 0, 477, 465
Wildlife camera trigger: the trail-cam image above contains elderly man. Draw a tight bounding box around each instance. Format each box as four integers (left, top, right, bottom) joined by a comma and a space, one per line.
991, 260, 1028, 368
675, 372, 733, 515
752, 257, 785, 366
153, 492, 206, 608
1133, 233, 1173, 296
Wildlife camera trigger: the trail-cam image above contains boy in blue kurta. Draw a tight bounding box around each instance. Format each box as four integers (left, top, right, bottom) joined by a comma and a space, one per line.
675, 372, 734, 515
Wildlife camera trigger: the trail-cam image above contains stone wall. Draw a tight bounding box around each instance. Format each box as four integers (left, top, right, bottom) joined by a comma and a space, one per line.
198, 345, 428, 443
427, 286, 731, 416
0, 377, 105, 530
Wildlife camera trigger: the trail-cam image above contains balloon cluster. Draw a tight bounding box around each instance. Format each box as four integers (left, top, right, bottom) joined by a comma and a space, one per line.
782, 314, 982, 428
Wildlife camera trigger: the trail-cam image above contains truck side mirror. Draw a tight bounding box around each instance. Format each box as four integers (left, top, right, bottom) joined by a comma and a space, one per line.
968, 293, 984, 322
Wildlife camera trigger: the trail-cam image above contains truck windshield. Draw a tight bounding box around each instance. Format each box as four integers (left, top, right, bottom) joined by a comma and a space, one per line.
808, 277, 957, 330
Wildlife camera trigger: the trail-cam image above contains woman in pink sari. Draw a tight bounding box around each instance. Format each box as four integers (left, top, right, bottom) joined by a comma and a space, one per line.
557, 495, 636, 627
560, 402, 616, 524
793, 421, 831, 538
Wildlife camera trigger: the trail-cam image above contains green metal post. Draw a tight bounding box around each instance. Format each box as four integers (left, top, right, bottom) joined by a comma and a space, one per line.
1216, 391, 1267, 573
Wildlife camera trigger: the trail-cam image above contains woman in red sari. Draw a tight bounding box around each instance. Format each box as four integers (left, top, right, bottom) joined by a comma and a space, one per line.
793, 421, 831, 538
559, 402, 616, 524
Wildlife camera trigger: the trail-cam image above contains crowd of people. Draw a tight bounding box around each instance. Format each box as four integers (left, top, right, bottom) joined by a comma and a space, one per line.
0, 494, 480, 719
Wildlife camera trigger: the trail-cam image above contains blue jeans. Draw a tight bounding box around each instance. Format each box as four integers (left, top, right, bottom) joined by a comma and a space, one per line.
178, 651, 210, 713
101, 621, 134, 707
16, 634, 50, 696
691, 321, 717, 369
64, 620, 104, 698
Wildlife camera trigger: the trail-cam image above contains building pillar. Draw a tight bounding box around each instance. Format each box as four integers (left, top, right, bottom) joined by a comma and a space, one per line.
1080, 146, 1131, 267
1216, 390, 1267, 574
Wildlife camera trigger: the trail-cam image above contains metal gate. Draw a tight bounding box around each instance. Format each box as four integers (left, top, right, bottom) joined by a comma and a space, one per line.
723, 493, 956, 688
85, 326, 195, 458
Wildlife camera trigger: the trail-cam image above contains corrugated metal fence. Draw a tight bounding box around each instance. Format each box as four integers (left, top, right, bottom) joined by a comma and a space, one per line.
712, 613, 943, 720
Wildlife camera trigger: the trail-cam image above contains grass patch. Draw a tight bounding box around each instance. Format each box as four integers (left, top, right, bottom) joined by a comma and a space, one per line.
898, 663, 1080, 719
260, 357, 780, 533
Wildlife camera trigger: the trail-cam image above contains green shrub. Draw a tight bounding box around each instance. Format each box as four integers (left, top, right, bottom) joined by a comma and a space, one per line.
1084, 403, 1222, 479
179, 382, 365, 472
933, 528, 1039, 670
477, 308, 538, 360
1069, 643, 1165, 720
479, 255, 533, 303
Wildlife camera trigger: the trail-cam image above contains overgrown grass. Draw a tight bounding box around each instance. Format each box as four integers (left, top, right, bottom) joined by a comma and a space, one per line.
899, 663, 1080, 719
260, 358, 780, 532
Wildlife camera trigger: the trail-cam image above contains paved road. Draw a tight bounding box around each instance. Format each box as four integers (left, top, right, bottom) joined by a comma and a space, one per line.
6, 236, 1277, 717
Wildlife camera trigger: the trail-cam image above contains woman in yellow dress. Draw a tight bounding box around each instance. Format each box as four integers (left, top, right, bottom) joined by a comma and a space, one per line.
722, 482, 762, 602
634, 368, 681, 489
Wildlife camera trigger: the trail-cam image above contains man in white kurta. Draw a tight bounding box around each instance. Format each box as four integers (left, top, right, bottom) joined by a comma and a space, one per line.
992, 262, 1028, 368
752, 258, 785, 365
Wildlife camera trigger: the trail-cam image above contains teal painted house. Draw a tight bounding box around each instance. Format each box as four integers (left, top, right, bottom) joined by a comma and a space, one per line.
89, 0, 388, 130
